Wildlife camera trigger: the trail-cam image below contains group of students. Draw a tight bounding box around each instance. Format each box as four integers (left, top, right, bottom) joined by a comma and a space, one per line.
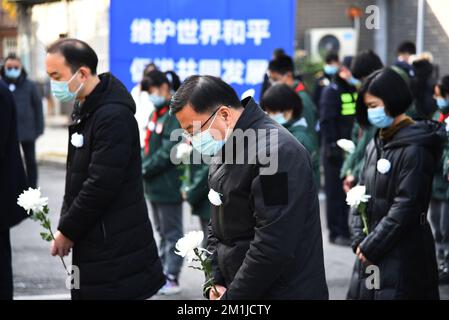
136, 40, 449, 299
258, 42, 449, 298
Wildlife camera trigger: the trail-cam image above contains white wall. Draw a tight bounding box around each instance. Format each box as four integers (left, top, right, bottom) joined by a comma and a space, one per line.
30, 0, 110, 82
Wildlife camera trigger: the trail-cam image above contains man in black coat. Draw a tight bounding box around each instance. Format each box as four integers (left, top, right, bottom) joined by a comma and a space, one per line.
0, 81, 28, 300
1, 54, 44, 188
171, 75, 328, 300
45, 38, 164, 300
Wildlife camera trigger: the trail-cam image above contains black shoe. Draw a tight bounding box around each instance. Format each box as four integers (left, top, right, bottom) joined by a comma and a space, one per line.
329, 236, 352, 247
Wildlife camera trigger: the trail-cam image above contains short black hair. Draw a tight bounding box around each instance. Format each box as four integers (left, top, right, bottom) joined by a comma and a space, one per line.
324, 52, 339, 64
351, 50, 383, 80
397, 41, 416, 55
356, 67, 413, 127
4, 53, 20, 63
273, 48, 286, 59
145, 70, 170, 88
438, 75, 449, 97
170, 75, 241, 115
261, 84, 303, 119
46, 38, 98, 75
268, 55, 294, 75
143, 63, 157, 77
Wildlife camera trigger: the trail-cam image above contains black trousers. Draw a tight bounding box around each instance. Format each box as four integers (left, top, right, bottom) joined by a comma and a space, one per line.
322, 151, 350, 240
21, 140, 38, 188
0, 230, 12, 300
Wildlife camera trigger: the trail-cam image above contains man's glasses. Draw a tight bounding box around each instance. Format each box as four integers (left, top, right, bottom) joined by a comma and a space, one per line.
183, 107, 221, 139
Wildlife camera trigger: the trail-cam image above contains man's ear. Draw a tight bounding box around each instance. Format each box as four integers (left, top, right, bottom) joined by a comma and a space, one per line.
78, 67, 91, 81
219, 106, 232, 123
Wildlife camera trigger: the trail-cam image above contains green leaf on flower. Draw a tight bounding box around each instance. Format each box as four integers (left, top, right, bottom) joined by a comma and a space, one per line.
40, 232, 53, 242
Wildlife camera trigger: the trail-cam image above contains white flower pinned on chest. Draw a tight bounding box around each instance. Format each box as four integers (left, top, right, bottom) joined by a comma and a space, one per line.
71, 133, 84, 148
377, 158, 391, 174
208, 188, 222, 206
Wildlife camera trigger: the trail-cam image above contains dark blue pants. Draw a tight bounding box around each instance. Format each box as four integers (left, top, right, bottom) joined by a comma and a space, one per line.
322, 150, 350, 240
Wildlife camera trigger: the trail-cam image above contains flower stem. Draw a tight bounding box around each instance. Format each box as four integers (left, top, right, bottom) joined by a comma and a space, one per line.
359, 203, 369, 236
195, 248, 219, 297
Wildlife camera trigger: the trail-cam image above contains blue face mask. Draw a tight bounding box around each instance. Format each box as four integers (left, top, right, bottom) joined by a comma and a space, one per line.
148, 94, 166, 109
324, 64, 339, 76
347, 77, 361, 87
271, 113, 287, 125
51, 71, 83, 103
436, 97, 449, 111
367, 106, 394, 128
191, 112, 229, 156
5, 67, 21, 79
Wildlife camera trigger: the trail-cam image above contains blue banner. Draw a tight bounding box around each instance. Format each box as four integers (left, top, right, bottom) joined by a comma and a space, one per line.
110, 0, 296, 100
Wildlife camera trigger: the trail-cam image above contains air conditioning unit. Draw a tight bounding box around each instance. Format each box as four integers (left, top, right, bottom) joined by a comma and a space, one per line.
305, 28, 357, 62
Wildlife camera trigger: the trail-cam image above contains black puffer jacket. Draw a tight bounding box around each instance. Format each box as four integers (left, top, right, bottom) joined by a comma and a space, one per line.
348, 120, 446, 300
58, 73, 164, 300
0, 81, 28, 230
207, 98, 328, 300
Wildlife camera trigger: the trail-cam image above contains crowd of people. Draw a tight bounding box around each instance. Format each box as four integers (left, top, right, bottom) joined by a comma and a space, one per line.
1, 37, 448, 300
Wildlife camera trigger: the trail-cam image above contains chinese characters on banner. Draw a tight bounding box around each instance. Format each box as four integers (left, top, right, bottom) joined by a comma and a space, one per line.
110, 0, 296, 99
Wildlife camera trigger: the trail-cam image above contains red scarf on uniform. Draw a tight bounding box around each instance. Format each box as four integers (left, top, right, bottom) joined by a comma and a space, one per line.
144, 106, 169, 155
438, 112, 449, 123
293, 81, 305, 93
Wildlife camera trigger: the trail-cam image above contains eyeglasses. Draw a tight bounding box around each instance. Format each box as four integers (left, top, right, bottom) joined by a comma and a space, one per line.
182, 107, 222, 140
6, 66, 20, 70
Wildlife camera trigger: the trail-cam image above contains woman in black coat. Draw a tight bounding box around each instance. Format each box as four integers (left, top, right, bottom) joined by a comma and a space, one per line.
347, 68, 445, 300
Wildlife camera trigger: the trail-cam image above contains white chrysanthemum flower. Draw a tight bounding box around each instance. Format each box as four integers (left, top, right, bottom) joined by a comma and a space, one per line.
176, 142, 193, 162
17, 187, 48, 214
175, 231, 204, 262
346, 185, 371, 208
337, 139, 356, 154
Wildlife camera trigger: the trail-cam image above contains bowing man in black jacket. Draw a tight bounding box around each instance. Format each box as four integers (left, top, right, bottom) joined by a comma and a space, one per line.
45, 38, 164, 300
171, 75, 328, 300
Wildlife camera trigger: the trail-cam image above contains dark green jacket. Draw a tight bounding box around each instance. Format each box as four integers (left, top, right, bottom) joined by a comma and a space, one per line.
432, 111, 449, 200
284, 117, 320, 187
298, 90, 318, 134
186, 160, 211, 220
142, 108, 182, 203
340, 123, 376, 182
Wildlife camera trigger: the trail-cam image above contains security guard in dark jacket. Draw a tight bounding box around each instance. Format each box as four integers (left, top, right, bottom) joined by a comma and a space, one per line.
171, 75, 328, 300
320, 61, 357, 245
